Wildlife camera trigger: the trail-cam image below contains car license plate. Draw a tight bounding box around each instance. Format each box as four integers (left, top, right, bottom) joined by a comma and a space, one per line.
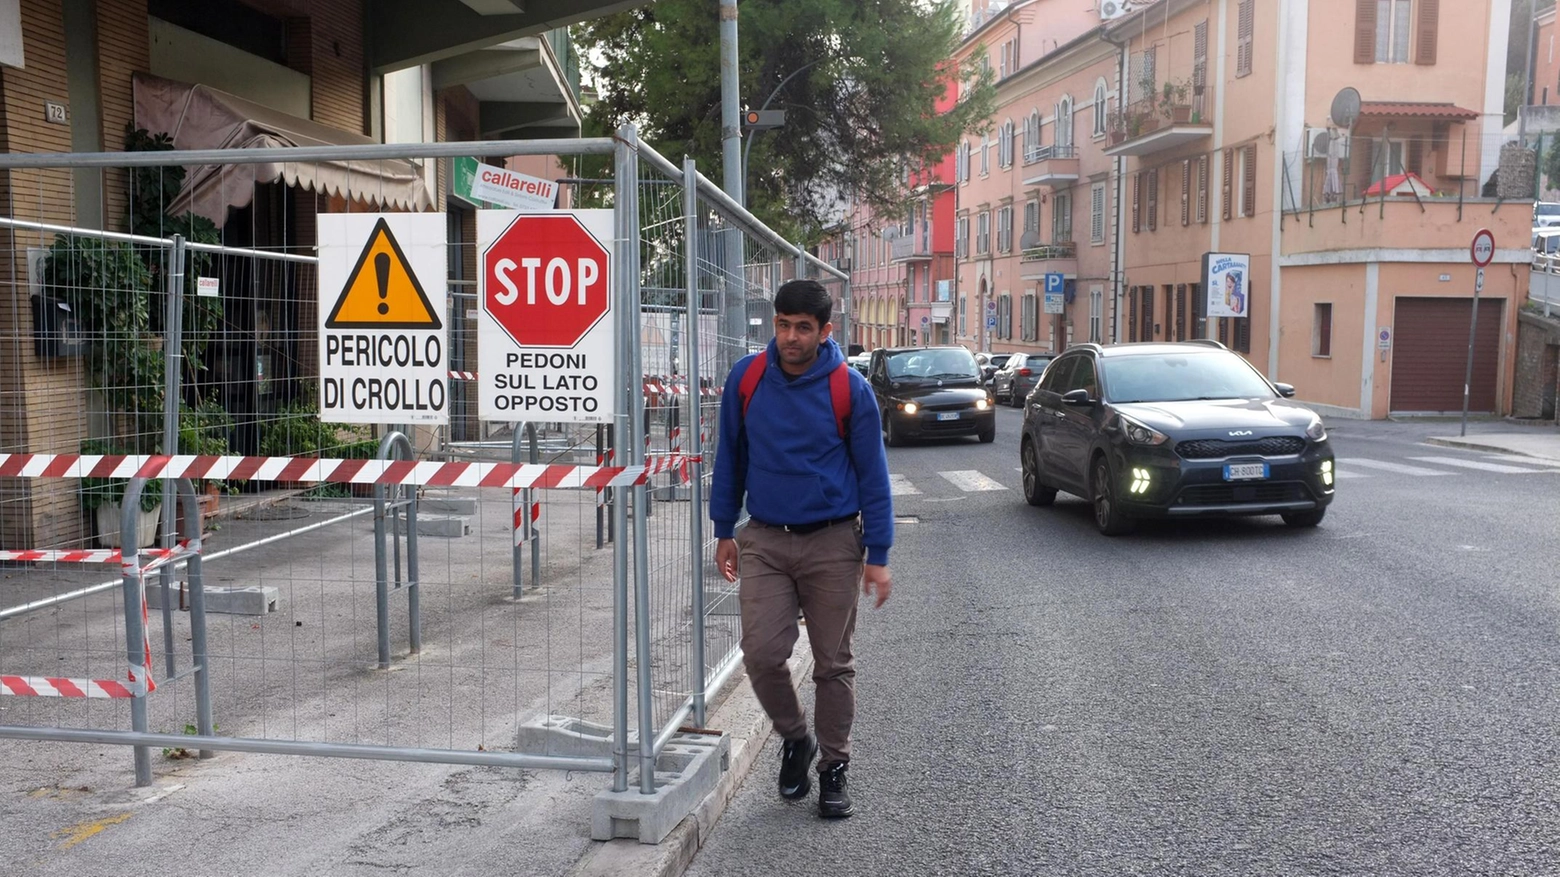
1224, 462, 1268, 481
936, 412, 960, 421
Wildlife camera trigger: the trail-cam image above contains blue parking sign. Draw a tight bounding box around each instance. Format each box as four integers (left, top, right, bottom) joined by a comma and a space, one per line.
1044, 273, 1065, 295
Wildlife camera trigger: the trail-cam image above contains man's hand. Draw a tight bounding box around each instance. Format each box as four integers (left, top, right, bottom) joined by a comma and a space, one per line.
716, 538, 740, 583
862, 564, 892, 609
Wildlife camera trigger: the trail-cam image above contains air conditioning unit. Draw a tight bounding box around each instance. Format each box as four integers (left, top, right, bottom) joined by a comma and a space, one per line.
1306, 128, 1350, 161
1099, 0, 1132, 20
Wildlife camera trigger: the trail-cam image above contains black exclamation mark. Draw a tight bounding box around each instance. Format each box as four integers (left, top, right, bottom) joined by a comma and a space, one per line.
375, 252, 390, 316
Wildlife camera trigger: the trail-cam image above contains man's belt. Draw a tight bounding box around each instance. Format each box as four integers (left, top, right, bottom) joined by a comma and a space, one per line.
749, 514, 859, 535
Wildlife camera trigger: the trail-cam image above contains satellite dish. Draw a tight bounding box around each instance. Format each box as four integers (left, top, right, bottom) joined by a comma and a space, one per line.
1019, 230, 1042, 249
1330, 87, 1362, 131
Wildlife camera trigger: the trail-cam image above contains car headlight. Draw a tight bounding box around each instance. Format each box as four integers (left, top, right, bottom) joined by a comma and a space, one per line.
1120, 415, 1168, 446
975, 398, 989, 410
902, 402, 918, 415
1305, 418, 1327, 442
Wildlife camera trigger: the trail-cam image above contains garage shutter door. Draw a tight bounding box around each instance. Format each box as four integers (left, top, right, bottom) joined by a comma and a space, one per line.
1390, 297, 1502, 413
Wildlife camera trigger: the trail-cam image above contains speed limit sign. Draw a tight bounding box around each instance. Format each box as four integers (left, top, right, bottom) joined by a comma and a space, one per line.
1470, 228, 1495, 267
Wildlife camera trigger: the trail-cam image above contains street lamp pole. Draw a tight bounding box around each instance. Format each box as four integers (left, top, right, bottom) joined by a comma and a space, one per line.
742, 57, 827, 206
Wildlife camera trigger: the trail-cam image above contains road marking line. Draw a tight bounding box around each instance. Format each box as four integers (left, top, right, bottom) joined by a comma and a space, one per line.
888, 474, 921, 496
1341, 457, 1456, 476
1332, 470, 1368, 479
1409, 456, 1552, 474
52, 812, 133, 851
1484, 453, 1560, 468
938, 470, 1008, 491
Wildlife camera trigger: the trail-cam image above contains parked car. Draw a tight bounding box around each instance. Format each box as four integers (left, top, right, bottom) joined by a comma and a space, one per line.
1536, 202, 1560, 229
979, 352, 1013, 390
991, 352, 1054, 407
868, 346, 995, 446
1534, 228, 1560, 259
849, 352, 871, 376
1018, 340, 1335, 535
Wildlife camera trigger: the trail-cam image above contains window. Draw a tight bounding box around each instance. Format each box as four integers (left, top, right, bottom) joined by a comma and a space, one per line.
1093, 80, 1109, 137
1024, 111, 1042, 162
1132, 173, 1142, 233
998, 293, 1012, 339
1181, 160, 1192, 226
1090, 182, 1106, 244
1237, 0, 1254, 77
1174, 284, 1188, 341
1222, 149, 1234, 221
1241, 143, 1257, 218
1000, 120, 1015, 168
997, 206, 1014, 253
977, 211, 991, 255
1000, 40, 1011, 79
1023, 199, 1039, 239
956, 216, 969, 258
1146, 168, 1159, 231
1197, 154, 1209, 224
1022, 291, 1037, 341
1356, 0, 1437, 65
1056, 97, 1073, 150
1194, 20, 1209, 117
1053, 191, 1073, 243
1089, 286, 1103, 342
980, 135, 990, 175
1313, 303, 1333, 356
958, 296, 966, 337
1136, 47, 1157, 104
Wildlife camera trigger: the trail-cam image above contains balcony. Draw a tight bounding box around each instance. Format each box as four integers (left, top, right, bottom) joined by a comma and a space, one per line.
1018, 242, 1078, 281
1021, 144, 1079, 190
891, 235, 932, 263
1103, 95, 1213, 158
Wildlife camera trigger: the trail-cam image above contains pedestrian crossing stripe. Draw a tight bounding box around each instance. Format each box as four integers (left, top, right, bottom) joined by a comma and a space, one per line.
325, 217, 444, 329
888, 474, 921, 496
937, 470, 1007, 492
1408, 456, 1552, 475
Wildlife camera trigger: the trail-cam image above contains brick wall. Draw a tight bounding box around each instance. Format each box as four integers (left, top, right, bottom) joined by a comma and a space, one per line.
1512, 311, 1560, 421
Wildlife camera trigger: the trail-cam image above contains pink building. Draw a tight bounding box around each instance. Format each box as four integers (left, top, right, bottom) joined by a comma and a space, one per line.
1533, 7, 1559, 107
1107, 0, 1525, 418
950, 0, 1103, 357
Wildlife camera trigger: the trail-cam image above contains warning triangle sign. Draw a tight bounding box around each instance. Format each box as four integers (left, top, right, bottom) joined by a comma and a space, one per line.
325, 217, 443, 329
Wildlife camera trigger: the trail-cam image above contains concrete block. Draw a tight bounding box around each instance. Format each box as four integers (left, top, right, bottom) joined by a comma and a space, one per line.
591, 731, 730, 844
147, 582, 279, 615
394, 514, 470, 537
417, 497, 478, 515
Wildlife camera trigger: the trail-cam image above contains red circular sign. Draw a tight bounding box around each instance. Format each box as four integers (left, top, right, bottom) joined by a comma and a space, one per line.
1470, 228, 1495, 267
483, 214, 611, 348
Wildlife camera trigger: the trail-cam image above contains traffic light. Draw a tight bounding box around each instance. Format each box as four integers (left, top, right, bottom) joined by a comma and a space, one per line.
743, 110, 786, 130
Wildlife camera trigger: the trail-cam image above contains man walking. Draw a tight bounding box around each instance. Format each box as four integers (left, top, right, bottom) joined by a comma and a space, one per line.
711, 279, 894, 819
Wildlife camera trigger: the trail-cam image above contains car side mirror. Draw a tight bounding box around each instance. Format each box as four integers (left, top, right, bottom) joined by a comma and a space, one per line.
1061, 388, 1093, 406
1273, 382, 1296, 398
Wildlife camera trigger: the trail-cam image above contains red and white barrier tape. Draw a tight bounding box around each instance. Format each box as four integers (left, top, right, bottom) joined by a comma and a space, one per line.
0, 453, 692, 491
0, 543, 189, 565
1, 674, 139, 699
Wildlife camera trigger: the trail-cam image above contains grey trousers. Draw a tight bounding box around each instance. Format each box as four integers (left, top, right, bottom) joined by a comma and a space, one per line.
736, 518, 864, 770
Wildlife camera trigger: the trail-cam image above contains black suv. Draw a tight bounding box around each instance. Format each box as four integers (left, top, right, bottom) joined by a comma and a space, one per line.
869, 346, 996, 446
1018, 341, 1335, 534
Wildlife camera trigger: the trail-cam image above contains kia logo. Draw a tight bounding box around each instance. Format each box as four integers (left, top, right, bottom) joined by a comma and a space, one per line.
1229, 429, 1253, 437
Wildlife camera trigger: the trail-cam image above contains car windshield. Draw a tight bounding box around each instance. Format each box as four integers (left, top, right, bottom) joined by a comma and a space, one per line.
886, 350, 981, 380
989, 354, 1012, 368
1538, 203, 1560, 217
1102, 352, 1276, 403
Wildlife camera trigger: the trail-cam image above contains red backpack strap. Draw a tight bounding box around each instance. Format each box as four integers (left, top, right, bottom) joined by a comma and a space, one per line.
829, 362, 853, 439
738, 351, 768, 420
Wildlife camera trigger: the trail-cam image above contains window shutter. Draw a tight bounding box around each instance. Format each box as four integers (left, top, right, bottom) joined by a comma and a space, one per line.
1181, 160, 1192, 226
1147, 168, 1159, 231
1218, 316, 1229, 345
1416, 0, 1439, 66
1354, 0, 1377, 64
1235, 316, 1250, 353
1242, 144, 1257, 218
1222, 149, 1234, 220
1237, 0, 1254, 77
1197, 154, 1209, 223
1132, 173, 1142, 233
1129, 287, 1139, 340
1142, 286, 1155, 341
1175, 284, 1188, 340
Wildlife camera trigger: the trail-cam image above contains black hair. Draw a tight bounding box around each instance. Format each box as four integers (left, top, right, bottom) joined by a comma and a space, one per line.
772, 279, 832, 328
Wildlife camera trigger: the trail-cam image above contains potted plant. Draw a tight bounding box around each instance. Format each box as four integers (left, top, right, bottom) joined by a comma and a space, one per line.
1159, 79, 1192, 124
79, 439, 163, 548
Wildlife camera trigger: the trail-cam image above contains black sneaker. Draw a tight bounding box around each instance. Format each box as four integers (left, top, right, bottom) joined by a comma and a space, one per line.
778, 734, 817, 800
818, 763, 853, 818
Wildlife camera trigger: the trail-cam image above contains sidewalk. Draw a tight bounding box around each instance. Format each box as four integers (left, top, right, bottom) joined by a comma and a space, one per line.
1424, 421, 1560, 465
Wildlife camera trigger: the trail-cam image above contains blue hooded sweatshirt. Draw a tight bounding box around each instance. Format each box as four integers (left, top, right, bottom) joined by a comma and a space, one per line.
711, 336, 893, 566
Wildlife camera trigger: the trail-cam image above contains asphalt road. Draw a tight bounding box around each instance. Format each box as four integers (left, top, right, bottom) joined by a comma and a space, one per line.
684, 410, 1560, 877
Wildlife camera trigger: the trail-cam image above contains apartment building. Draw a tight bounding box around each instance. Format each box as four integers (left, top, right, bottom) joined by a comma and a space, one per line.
0, 0, 590, 549
1109, 0, 1524, 419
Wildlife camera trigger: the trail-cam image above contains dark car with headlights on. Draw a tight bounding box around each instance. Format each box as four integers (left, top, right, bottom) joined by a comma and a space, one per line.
1018, 341, 1335, 534
869, 346, 996, 446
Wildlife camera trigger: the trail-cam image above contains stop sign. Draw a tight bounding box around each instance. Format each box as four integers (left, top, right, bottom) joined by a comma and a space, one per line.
483, 214, 612, 347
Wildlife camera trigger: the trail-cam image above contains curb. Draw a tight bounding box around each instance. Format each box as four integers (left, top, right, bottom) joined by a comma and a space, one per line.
1423, 437, 1560, 464
570, 629, 814, 877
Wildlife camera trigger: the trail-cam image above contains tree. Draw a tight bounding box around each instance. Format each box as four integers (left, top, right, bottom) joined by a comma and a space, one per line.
576, 0, 995, 238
